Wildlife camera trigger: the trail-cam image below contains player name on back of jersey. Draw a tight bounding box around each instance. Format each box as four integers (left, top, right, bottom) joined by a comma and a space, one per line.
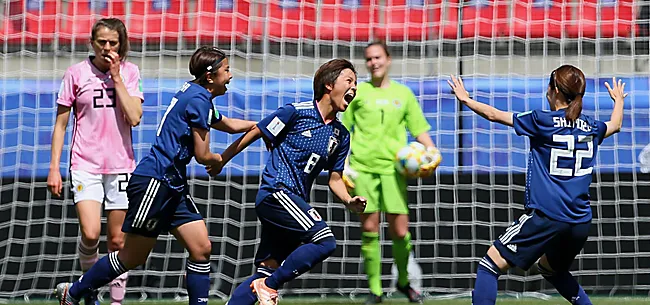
552, 116, 592, 132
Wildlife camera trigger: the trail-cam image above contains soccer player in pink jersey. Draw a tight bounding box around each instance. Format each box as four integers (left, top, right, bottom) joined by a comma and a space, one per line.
47, 18, 143, 305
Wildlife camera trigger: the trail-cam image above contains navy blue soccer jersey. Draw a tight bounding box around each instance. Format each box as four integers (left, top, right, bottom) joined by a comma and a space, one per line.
134, 82, 222, 190
513, 109, 607, 223
257, 101, 350, 202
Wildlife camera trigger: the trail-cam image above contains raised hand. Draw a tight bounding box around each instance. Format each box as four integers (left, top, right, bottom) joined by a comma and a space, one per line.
105, 50, 121, 80
604, 77, 628, 103
448, 74, 470, 103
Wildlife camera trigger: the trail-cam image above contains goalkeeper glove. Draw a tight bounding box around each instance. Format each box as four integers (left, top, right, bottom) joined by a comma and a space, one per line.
419, 146, 442, 178
342, 158, 359, 189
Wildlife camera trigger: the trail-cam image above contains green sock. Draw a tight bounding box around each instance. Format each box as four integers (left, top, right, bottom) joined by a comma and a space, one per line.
392, 231, 412, 287
361, 231, 382, 296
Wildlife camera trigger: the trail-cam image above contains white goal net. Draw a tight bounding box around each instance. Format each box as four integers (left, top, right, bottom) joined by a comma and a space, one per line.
1, 0, 650, 302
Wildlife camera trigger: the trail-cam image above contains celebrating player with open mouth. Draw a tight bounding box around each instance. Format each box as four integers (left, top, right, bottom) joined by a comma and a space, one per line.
449, 65, 627, 305
55, 46, 256, 305
48, 18, 143, 305
217, 59, 367, 305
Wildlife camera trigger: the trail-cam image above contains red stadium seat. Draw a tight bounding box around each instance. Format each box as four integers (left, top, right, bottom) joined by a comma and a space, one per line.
567, 0, 634, 38
129, 0, 184, 43
1, 0, 21, 44
24, 0, 59, 44
183, 0, 251, 43
253, 0, 316, 40
460, 0, 508, 38
0, 18, 19, 44
60, 1, 127, 44
377, 0, 458, 40
377, 0, 426, 41
318, 0, 377, 41
511, 0, 568, 39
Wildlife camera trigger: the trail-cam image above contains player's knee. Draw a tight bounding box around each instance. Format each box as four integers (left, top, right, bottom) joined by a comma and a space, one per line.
536, 261, 556, 278
188, 240, 212, 261
390, 228, 409, 240
107, 235, 125, 252
259, 259, 280, 270
361, 217, 380, 233
80, 231, 100, 247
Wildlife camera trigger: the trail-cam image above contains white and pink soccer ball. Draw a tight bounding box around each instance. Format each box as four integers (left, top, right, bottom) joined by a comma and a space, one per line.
395, 142, 430, 178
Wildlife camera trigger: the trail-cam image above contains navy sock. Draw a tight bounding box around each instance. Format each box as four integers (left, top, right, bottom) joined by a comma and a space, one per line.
265, 237, 336, 290
69, 252, 127, 300
186, 260, 211, 305
472, 256, 501, 305
227, 266, 275, 305
538, 264, 592, 305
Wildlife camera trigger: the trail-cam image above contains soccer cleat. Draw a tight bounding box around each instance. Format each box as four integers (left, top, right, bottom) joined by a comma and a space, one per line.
396, 283, 424, 303
55, 282, 80, 305
364, 293, 383, 304
250, 278, 278, 305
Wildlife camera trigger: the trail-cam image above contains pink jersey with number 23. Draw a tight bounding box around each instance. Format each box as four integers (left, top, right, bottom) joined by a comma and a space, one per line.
56, 57, 144, 174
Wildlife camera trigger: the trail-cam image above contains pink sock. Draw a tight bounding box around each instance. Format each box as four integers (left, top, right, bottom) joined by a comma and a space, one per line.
110, 254, 128, 305
78, 238, 99, 272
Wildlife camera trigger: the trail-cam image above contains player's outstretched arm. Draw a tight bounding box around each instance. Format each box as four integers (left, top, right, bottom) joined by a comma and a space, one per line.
603, 77, 627, 139
192, 127, 222, 166
448, 75, 513, 127
106, 51, 143, 126
47, 105, 72, 197
211, 116, 257, 134
329, 171, 367, 213
207, 125, 264, 176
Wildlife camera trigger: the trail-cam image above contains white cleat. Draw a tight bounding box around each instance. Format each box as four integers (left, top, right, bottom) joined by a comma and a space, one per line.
250, 278, 278, 305
54, 282, 79, 305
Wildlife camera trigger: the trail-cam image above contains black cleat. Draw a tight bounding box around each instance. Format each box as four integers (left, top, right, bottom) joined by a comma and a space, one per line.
396, 283, 424, 303
365, 293, 383, 304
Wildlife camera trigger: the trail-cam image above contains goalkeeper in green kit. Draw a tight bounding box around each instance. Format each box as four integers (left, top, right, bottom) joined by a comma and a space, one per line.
342, 41, 441, 304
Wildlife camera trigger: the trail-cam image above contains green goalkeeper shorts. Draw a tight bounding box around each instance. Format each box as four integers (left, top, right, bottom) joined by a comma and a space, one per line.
351, 171, 408, 215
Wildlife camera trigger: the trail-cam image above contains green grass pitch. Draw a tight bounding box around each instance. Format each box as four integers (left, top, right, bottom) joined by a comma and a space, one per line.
4, 298, 650, 305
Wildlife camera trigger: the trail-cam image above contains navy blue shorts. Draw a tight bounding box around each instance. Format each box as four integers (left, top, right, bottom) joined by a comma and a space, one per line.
122, 175, 203, 238
494, 209, 591, 271
254, 190, 334, 266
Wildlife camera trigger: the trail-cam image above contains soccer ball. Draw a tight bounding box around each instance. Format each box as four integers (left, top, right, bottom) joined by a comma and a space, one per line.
395, 142, 427, 178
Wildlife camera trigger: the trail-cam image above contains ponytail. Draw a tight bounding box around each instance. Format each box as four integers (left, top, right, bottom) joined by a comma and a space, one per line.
564, 94, 583, 122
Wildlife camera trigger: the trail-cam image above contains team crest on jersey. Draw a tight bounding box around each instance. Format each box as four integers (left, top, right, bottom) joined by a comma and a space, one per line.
307, 208, 322, 221
328, 136, 339, 156
333, 128, 340, 136
393, 99, 402, 108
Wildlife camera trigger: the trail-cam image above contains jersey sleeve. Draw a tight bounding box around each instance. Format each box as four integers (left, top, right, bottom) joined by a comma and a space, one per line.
595, 120, 607, 145
186, 98, 213, 130
56, 68, 76, 107
124, 64, 145, 101
257, 105, 298, 143
404, 90, 431, 137
330, 131, 350, 172
513, 110, 540, 137
210, 106, 223, 125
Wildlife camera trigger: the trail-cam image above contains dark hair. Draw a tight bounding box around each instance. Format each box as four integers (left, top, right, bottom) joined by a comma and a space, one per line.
91, 18, 129, 60
189, 46, 227, 85
365, 40, 390, 57
549, 65, 586, 122
313, 59, 357, 101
